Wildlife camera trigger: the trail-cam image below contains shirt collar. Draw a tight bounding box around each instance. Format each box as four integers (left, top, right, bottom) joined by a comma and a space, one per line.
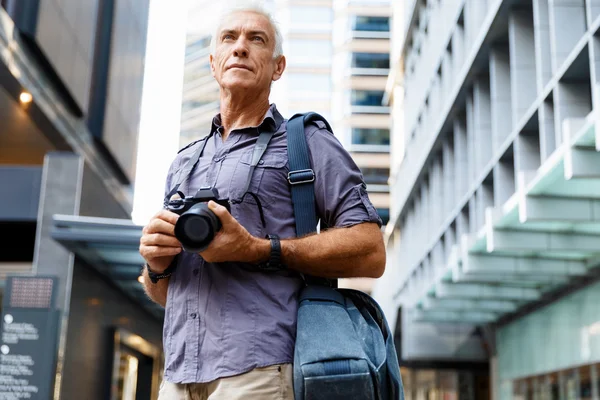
210, 103, 284, 134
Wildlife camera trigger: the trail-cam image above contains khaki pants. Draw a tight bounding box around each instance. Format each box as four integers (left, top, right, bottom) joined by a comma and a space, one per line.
158, 364, 294, 400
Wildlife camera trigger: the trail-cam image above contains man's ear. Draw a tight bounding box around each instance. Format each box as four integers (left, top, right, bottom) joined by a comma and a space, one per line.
210, 54, 216, 78
272, 55, 286, 82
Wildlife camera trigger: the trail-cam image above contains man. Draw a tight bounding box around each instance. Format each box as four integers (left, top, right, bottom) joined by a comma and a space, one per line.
139, 3, 385, 399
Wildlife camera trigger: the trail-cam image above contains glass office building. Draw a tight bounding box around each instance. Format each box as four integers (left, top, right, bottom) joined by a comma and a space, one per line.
382, 0, 600, 399
331, 0, 392, 226
272, 0, 334, 120
180, 33, 218, 147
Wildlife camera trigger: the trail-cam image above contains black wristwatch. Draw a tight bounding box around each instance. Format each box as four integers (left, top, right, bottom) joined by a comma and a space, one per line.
259, 234, 284, 271
146, 256, 179, 283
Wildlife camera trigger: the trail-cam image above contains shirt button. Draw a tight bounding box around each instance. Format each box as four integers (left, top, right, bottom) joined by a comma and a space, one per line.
190, 313, 197, 319
193, 269, 199, 276
259, 160, 264, 165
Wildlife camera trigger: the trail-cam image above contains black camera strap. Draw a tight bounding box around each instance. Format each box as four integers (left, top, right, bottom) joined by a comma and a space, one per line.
239, 130, 275, 197
232, 130, 276, 227
165, 133, 212, 203
165, 130, 275, 221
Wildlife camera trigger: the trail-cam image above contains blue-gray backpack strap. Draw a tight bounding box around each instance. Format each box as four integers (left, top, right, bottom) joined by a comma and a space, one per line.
286, 113, 336, 287
285, 112, 324, 237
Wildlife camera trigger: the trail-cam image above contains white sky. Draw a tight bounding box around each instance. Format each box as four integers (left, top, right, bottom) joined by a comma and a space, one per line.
132, 1, 278, 225
131, 0, 190, 225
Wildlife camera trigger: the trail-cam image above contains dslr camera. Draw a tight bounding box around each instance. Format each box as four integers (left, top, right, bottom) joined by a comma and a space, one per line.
165, 187, 230, 253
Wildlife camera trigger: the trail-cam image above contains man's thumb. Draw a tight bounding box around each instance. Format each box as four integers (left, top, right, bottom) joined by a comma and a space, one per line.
208, 201, 230, 221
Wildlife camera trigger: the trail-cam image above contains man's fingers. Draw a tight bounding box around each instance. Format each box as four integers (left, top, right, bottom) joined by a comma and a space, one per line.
146, 218, 177, 236
141, 233, 181, 247
208, 201, 234, 226
140, 245, 181, 259
158, 209, 180, 225
150, 209, 179, 225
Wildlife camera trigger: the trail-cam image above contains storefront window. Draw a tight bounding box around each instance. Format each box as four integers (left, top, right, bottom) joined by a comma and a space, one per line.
565, 369, 579, 400
399, 367, 487, 400
542, 373, 560, 400
110, 329, 162, 400
512, 365, 599, 400
438, 370, 458, 400
513, 379, 527, 400
116, 353, 139, 400
579, 366, 593, 400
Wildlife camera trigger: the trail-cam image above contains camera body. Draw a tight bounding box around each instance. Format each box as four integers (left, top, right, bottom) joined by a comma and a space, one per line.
165, 187, 230, 253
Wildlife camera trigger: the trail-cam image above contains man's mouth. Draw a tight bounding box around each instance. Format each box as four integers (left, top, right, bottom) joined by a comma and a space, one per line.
228, 64, 252, 71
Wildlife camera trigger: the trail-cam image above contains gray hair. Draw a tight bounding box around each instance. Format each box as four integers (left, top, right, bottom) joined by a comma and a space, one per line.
210, 1, 283, 59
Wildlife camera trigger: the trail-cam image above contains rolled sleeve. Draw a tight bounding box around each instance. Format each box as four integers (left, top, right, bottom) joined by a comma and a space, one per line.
306, 125, 383, 228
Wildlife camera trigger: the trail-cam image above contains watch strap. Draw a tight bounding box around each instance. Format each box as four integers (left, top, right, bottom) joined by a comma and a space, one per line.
259, 234, 284, 271
146, 255, 179, 283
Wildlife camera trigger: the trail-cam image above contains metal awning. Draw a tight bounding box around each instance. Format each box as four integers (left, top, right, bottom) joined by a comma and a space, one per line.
398, 111, 600, 324
51, 215, 164, 319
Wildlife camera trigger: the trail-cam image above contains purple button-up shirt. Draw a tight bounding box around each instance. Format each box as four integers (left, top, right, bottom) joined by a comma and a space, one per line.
162, 104, 382, 383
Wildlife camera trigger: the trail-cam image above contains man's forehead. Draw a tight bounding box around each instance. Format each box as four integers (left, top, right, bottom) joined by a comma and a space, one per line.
218, 11, 274, 36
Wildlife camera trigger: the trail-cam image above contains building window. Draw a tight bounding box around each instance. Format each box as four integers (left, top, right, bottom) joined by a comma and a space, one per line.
352, 128, 390, 146
352, 16, 390, 32
361, 167, 390, 186
352, 53, 390, 69
351, 90, 385, 106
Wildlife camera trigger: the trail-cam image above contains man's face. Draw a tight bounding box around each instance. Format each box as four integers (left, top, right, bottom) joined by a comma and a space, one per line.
210, 11, 285, 93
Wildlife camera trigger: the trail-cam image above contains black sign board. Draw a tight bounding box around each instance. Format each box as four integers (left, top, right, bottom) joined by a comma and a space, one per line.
0, 276, 60, 400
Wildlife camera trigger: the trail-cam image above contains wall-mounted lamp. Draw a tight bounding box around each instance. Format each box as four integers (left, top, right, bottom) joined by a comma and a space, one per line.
19, 92, 32, 104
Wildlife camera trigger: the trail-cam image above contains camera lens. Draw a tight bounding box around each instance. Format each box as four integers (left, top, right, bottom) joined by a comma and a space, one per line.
174, 203, 222, 252
181, 214, 211, 242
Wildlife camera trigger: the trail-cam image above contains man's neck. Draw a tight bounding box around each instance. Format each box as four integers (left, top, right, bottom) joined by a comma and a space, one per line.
219, 93, 271, 141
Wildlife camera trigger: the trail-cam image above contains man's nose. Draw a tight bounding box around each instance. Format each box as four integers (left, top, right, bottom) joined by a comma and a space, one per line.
232, 38, 249, 57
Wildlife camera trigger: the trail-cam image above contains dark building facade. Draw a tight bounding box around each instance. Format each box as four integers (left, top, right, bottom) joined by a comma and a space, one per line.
0, 1, 161, 398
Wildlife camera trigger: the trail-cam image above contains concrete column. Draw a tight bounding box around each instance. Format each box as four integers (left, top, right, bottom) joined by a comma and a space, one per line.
454, 117, 469, 202
32, 152, 84, 400
490, 46, 513, 147
442, 140, 456, 216
509, 9, 537, 126
514, 132, 541, 174
539, 97, 556, 162
533, 0, 553, 90
473, 76, 493, 172
466, 93, 477, 183
548, 0, 586, 73
491, 355, 499, 400
587, 0, 600, 27
493, 158, 515, 207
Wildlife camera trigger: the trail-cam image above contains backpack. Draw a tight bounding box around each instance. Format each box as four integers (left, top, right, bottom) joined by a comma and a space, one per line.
286, 113, 404, 400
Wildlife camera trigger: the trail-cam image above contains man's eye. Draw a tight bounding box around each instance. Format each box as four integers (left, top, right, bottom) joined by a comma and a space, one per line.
252, 36, 264, 42
223, 34, 234, 40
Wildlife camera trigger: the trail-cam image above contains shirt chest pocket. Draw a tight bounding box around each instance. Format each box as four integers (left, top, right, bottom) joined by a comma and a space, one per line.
229, 150, 288, 208
229, 150, 288, 238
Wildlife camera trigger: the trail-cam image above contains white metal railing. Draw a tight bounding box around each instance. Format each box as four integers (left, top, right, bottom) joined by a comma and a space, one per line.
349, 144, 390, 153
350, 31, 391, 40
349, 105, 391, 114
349, 68, 390, 76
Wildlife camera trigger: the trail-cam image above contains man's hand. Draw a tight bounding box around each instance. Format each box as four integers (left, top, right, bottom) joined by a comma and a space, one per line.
199, 201, 269, 264
140, 210, 182, 272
